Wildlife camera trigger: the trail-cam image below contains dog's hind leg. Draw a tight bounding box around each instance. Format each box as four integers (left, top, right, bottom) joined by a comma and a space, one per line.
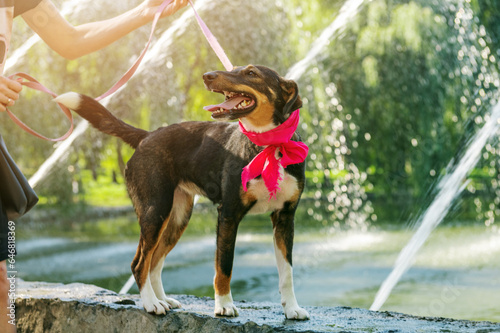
149, 187, 194, 310
130, 183, 176, 315
271, 204, 310, 320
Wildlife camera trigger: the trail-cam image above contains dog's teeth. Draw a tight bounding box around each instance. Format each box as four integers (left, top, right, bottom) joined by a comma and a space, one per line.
237, 100, 250, 109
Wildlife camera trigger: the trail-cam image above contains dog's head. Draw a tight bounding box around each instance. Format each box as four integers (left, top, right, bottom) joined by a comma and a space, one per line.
203, 65, 302, 132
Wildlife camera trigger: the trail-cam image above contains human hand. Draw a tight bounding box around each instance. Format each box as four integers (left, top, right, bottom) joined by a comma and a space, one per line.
140, 0, 189, 20
0, 76, 22, 112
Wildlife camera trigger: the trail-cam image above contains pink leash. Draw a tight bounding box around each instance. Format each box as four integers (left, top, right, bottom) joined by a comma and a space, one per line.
5, 72, 74, 141
187, 0, 233, 71
5, 0, 233, 141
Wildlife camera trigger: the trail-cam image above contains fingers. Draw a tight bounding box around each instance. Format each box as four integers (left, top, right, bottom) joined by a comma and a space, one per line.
0, 76, 23, 111
161, 0, 188, 17
173, 0, 189, 9
0, 100, 13, 112
0, 76, 23, 94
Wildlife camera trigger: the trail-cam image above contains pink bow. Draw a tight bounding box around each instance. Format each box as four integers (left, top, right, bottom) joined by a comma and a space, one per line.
240, 110, 309, 199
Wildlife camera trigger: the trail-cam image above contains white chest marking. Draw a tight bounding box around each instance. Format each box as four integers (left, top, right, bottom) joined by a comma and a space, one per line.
239, 118, 277, 133
246, 169, 299, 215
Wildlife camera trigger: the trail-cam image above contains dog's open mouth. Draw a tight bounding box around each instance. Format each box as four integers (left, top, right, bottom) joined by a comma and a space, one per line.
204, 91, 256, 118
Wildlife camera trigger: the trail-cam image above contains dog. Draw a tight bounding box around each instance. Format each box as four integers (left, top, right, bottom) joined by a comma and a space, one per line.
54, 65, 310, 320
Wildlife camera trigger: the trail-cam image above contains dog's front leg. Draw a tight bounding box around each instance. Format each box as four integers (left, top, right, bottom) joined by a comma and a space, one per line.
213, 205, 241, 317
271, 207, 310, 320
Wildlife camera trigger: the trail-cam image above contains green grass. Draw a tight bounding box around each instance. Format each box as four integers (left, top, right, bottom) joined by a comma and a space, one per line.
80, 171, 131, 207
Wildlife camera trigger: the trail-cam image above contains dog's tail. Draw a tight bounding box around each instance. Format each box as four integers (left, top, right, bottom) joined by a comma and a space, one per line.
54, 92, 148, 149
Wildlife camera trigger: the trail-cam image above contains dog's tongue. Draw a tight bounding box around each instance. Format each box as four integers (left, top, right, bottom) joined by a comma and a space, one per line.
203, 95, 249, 112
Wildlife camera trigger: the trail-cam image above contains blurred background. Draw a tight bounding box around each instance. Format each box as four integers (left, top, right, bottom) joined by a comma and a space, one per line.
2, 0, 499, 322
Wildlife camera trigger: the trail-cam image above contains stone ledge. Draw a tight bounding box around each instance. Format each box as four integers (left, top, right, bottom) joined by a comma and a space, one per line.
15, 281, 500, 333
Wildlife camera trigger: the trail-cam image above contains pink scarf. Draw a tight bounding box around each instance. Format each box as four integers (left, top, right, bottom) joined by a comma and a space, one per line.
240, 110, 309, 199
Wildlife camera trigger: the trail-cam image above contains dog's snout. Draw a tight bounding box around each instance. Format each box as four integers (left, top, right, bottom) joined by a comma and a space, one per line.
203, 71, 218, 82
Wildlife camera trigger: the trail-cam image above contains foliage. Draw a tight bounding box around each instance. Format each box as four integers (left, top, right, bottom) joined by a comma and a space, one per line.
2, 0, 499, 227
306, 0, 500, 223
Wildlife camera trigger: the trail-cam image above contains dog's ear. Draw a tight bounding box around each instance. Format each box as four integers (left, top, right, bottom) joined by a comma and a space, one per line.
280, 78, 302, 116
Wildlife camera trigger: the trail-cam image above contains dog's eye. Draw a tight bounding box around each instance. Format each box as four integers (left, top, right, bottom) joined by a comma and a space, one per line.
247, 70, 257, 76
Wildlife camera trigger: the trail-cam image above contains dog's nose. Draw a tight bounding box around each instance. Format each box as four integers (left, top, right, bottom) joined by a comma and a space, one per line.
203, 71, 218, 82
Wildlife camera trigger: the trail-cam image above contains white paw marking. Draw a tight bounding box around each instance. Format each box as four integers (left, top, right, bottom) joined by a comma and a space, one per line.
214, 293, 239, 317
284, 304, 310, 320
142, 297, 171, 315
143, 295, 181, 315
273, 237, 309, 320
141, 275, 180, 315
162, 296, 182, 309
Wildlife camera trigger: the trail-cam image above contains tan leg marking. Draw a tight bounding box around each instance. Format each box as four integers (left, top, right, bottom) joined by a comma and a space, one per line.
149, 187, 194, 310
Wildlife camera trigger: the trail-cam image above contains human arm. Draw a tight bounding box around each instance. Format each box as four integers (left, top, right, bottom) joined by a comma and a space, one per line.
21, 0, 188, 60
0, 76, 22, 112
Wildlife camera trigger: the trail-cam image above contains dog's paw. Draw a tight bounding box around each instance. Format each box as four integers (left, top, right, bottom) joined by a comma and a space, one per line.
162, 296, 182, 309
214, 294, 239, 317
284, 305, 310, 320
143, 298, 172, 315
214, 303, 239, 317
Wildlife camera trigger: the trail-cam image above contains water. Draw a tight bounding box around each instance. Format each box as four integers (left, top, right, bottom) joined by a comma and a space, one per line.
21, 0, 265, 294
114, 0, 370, 295
285, 0, 368, 81
15, 207, 500, 322
26, 0, 210, 188
370, 103, 500, 311
8, 0, 500, 323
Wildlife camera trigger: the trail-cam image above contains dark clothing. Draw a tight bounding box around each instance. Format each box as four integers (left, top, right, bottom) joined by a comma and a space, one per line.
0, 199, 10, 262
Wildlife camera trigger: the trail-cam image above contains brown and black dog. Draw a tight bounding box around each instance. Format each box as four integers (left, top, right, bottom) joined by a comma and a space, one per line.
54, 65, 310, 320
